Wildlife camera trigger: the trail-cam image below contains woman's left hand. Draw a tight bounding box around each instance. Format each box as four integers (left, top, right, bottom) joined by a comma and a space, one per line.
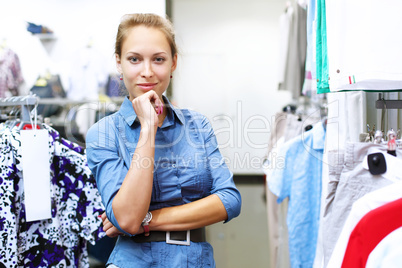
101, 212, 124, 237
100, 212, 145, 237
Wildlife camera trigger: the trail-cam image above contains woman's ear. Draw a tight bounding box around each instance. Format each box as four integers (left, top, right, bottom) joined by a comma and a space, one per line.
171, 53, 178, 73
116, 54, 122, 73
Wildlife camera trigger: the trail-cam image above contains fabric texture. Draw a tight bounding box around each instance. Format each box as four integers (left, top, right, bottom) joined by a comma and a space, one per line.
264, 111, 320, 268
302, 0, 317, 95
0, 48, 24, 97
327, 180, 402, 268
262, 112, 289, 268
321, 143, 402, 266
0, 124, 105, 268
366, 227, 402, 268
67, 46, 109, 100
278, 2, 307, 99
316, 0, 330, 93
268, 121, 326, 268
86, 96, 241, 267
326, 0, 402, 92
341, 198, 402, 267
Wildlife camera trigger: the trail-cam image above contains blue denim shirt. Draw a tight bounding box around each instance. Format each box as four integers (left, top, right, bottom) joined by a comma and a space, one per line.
86, 96, 241, 267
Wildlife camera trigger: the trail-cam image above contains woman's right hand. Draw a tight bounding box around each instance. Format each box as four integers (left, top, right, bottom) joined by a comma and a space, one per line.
131, 90, 163, 130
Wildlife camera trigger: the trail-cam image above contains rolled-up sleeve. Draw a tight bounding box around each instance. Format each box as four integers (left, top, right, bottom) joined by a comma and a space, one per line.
198, 115, 242, 222
85, 117, 132, 236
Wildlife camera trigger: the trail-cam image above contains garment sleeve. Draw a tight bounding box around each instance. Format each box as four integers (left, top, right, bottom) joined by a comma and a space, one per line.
267, 140, 292, 203
85, 117, 132, 236
197, 114, 242, 222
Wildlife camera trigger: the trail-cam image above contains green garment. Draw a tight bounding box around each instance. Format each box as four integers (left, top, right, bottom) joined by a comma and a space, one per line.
316, 0, 330, 93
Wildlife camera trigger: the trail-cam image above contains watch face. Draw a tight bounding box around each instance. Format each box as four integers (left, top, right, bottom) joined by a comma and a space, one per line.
143, 212, 152, 223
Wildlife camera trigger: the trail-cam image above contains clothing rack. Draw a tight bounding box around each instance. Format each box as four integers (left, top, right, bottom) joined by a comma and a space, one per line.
0, 94, 39, 122
376, 93, 402, 109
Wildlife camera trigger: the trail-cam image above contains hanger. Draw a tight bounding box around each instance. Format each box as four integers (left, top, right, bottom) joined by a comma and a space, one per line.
16, 95, 41, 131
0, 94, 42, 131
4, 106, 21, 130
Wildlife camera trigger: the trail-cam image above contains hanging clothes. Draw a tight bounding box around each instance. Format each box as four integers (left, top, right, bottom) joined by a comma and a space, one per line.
315, 0, 329, 93
326, 0, 402, 92
67, 46, 109, 101
264, 100, 323, 268
366, 227, 402, 267
30, 73, 66, 118
0, 124, 105, 268
277, 1, 308, 100
341, 197, 402, 267
263, 111, 289, 268
320, 143, 402, 267
268, 121, 326, 268
302, 0, 317, 96
0, 48, 24, 97
327, 179, 402, 268
277, 4, 293, 91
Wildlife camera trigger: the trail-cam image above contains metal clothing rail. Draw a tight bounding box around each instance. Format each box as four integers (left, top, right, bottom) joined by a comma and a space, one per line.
376, 93, 402, 109
0, 94, 39, 122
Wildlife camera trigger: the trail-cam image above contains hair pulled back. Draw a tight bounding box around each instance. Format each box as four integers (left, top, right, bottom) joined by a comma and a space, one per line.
115, 13, 178, 58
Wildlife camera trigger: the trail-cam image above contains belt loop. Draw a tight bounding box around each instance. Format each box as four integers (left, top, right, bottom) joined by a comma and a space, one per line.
166, 230, 191, 246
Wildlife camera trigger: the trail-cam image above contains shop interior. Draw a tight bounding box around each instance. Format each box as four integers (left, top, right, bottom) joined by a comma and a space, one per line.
1, 0, 402, 267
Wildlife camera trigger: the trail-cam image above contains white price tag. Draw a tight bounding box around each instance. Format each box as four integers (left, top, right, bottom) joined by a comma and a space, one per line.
21, 129, 51, 222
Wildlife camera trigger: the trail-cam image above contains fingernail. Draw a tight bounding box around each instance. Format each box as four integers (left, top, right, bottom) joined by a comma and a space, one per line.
98, 215, 102, 218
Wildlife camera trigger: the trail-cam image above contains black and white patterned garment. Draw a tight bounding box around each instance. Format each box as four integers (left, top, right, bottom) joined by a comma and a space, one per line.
0, 124, 105, 268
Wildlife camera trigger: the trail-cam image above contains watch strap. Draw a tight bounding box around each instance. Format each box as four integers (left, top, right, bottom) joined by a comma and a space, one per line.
143, 223, 150, 236
142, 212, 152, 236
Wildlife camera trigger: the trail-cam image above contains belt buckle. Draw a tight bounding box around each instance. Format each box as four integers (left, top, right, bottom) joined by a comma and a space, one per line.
166, 230, 190, 246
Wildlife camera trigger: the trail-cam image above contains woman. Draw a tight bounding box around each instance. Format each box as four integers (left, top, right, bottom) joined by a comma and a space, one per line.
86, 13, 242, 267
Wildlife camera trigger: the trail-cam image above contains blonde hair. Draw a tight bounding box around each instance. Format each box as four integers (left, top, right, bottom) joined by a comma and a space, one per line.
115, 13, 178, 58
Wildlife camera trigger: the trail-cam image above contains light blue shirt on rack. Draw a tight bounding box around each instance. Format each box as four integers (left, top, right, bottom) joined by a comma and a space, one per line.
268, 121, 326, 268
86, 96, 241, 267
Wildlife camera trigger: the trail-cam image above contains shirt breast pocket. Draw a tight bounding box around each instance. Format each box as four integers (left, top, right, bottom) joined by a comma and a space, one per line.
152, 159, 181, 204
177, 150, 211, 202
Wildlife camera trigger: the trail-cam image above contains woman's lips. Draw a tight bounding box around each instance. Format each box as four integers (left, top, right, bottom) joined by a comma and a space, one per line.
137, 83, 157, 91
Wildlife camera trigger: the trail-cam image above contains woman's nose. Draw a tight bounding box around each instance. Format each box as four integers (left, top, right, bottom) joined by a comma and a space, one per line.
141, 61, 154, 77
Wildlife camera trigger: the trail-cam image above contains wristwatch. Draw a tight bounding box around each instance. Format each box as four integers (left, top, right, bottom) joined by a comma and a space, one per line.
142, 212, 152, 236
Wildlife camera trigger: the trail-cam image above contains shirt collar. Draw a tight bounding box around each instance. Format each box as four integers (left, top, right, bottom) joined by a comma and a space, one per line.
118, 95, 185, 127
312, 121, 326, 150
119, 96, 137, 126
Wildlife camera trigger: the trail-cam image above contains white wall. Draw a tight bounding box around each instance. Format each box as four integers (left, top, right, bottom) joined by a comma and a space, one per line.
0, 0, 165, 94
172, 0, 292, 175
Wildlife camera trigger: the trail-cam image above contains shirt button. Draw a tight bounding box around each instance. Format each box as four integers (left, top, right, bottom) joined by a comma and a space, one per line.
172, 164, 176, 168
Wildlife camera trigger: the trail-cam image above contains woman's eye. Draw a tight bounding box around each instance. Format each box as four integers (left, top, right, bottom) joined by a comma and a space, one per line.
155, 57, 165, 63
129, 57, 139, 63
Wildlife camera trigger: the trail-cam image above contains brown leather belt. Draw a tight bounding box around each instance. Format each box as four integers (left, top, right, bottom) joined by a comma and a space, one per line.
131, 228, 206, 245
